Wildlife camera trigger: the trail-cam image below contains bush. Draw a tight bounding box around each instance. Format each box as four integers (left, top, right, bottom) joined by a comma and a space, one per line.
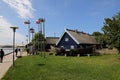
108, 46, 113, 50
49, 53, 54, 55
55, 48, 94, 56
55, 48, 66, 55
55, 48, 61, 55
68, 49, 78, 56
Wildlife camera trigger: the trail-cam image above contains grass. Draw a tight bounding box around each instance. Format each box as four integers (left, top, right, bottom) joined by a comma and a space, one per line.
2, 53, 120, 80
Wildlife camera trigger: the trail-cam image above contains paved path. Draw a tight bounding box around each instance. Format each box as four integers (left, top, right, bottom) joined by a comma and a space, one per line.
0, 52, 27, 79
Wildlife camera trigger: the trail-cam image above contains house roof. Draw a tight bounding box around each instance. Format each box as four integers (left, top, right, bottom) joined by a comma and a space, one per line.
56, 29, 98, 45
46, 37, 59, 45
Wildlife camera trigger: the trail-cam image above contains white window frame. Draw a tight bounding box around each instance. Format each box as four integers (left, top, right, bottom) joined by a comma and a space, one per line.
65, 38, 69, 42
61, 46, 64, 48
71, 45, 74, 49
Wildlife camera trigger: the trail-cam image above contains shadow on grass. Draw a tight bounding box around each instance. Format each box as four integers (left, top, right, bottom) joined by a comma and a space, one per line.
37, 63, 45, 66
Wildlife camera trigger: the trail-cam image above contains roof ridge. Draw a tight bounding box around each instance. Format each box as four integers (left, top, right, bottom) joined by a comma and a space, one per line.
66, 28, 91, 36
46, 37, 59, 38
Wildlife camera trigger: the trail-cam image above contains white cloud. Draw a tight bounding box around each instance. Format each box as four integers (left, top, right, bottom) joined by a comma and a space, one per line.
0, 16, 26, 45
2, 0, 34, 18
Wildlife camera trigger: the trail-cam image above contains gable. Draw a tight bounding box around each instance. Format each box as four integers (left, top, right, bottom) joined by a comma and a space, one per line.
56, 30, 79, 46
56, 32, 78, 49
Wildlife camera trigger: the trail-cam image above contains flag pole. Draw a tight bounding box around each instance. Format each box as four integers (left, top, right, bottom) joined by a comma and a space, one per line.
42, 18, 45, 58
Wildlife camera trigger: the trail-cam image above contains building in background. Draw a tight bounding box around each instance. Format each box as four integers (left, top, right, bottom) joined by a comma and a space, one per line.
46, 37, 59, 52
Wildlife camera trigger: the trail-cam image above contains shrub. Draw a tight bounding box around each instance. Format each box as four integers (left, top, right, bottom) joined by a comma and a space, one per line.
68, 49, 78, 56
108, 45, 113, 50
55, 48, 66, 55
55, 48, 95, 56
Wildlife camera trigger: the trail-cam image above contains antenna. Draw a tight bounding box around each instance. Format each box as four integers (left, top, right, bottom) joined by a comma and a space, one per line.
54, 32, 56, 37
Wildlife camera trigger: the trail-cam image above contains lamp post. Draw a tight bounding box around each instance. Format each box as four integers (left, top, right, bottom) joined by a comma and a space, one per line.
30, 28, 35, 55
36, 19, 42, 55
35, 18, 45, 57
26, 35, 28, 44
42, 18, 45, 58
30, 28, 35, 39
24, 20, 30, 43
10, 26, 18, 67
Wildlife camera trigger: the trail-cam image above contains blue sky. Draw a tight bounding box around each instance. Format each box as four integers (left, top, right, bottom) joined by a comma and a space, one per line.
0, 0, 120, 45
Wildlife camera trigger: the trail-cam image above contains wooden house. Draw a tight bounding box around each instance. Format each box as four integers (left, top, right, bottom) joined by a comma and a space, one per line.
56, 29, 98, 52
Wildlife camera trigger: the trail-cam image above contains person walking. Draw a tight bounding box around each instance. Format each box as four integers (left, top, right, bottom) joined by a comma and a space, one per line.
0, 49, 5, 63
15, 49, 18, 57
18, 48, 22, 57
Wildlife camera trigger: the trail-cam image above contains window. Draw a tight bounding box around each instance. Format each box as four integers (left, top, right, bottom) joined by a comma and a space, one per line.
61, 46, 64, 48
71, 45, 74, 49
65, 38, 69, 42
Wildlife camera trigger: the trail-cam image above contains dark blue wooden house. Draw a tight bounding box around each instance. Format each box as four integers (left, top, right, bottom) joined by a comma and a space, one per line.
56, 29, 98, 51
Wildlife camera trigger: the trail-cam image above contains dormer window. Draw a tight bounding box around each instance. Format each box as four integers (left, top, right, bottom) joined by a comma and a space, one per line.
65, 38, 69, 42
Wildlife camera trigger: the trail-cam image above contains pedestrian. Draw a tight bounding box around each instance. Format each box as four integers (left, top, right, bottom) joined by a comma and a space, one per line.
26, 47, 29, 55
18, 48, 22, 56
0, 49, 5, 63
15, 49, 18, 57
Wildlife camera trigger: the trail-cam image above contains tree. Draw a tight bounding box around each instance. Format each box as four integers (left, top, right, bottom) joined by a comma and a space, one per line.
92, 31, 103, 42
102, 12, 120, 52
92, 31, 106, 48
32, 32, 45, 51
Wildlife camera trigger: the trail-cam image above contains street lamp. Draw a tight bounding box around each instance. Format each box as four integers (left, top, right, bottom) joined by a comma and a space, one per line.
30, 28, 35, 39
36, 19, 42, 54
26, 35, 28, 44
24, 20, 30, 43
10, 26, 18, 67
30, 28, 35, 55
36, 18, 45, 57
42, 18, 45, 58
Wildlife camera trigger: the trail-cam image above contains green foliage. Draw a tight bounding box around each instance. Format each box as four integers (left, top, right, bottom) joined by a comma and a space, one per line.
102, 12, 120, 52
32, 32, 44, 42
56, 48, 65, 55
2, 54, 120, 80
56, 48, 94, 56
92, 32, 105, 45
93, 12, 120, 52
32, 32, 45, 51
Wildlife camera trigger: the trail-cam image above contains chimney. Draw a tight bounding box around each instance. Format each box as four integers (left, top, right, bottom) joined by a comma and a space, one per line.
74, 29, 78, 33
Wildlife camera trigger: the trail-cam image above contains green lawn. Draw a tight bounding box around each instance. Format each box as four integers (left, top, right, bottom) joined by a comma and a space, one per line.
2, 54, 120, 80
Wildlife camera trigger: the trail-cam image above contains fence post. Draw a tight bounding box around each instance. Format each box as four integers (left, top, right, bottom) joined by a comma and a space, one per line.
64, 53, 67, 57
77, 54, 80, 57
87, 54, 90, 57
